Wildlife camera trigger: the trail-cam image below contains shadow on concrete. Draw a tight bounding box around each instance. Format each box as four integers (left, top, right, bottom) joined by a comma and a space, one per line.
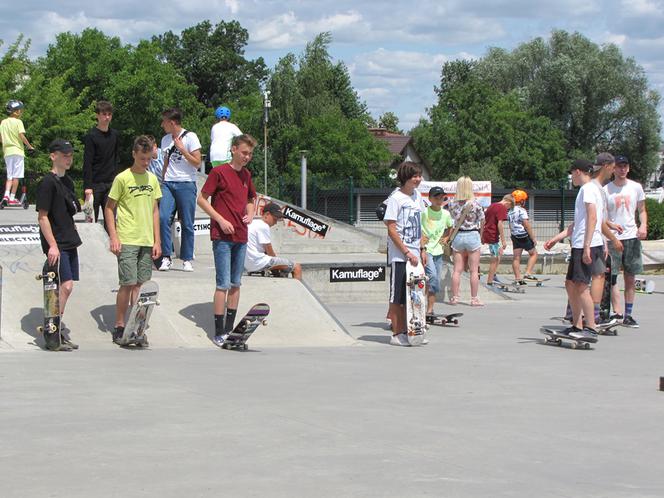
356, 334, 391, 345
90, 305, 116, 334
20, 307, 44, 348
179, 302, 214, 340
353, 321, 390, 330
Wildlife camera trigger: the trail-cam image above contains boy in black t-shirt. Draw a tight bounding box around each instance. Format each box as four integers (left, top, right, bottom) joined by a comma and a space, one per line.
36, 139, 83, 351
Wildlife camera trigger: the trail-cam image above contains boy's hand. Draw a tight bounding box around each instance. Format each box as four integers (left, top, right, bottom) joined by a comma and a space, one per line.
218, 217, 235, 234
109, 237, 122, 256
47, 246, 60, 266
173, 136, 186, 153
421, 235, 429, 246
582, 246, 591, 264
152, 242, 162, 260
26, 147, 36, 157
406, 251, 418, 266
242, 214, 251, 224
543, 239, 555, 251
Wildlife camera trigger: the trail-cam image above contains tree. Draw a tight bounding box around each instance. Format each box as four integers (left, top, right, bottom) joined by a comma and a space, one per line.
378, 112, 401, 133
153, 20, 267, 107
476, 30, 661, 181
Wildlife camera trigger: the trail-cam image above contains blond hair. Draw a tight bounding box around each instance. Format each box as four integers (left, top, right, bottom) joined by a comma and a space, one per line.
455, 176, 474, 202
502, 194, 514, 207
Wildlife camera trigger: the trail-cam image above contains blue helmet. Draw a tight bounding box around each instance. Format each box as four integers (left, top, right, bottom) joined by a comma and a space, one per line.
215, 106, 231, 120
6, 100, 24, 114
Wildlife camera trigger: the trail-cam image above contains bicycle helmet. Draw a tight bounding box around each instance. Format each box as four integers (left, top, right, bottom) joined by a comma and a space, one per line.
215, 106, 231, 120
6, 100, 24, 114
512, 189, 528, 203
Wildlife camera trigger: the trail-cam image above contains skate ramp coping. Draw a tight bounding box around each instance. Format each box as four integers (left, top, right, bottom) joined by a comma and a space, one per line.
0, 223, 354, 351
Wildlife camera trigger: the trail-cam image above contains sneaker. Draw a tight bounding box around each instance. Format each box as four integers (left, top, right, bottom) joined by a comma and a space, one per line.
597, 316, 618, 327
421, 336, 429, 345
561, 326, 582, 336
470, 297, 484, 307
212, 334, 228, 348
158, 258, 172, 271
61, 337, 79, 350
390, 333, 410, 347
570, 327, 598, 340
113, 326, 125, 344
623, 315, 639, 328
609, 313, 624, 321
46, 342, 73, 352
8, 198, 21, 206
524, 274, 537, 280
182, 260, 194, 272
2, 196, 8, 204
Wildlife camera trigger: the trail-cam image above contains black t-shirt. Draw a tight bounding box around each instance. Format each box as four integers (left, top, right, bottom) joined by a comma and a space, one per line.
36, 173, 83, 254
83, 127, 120, 189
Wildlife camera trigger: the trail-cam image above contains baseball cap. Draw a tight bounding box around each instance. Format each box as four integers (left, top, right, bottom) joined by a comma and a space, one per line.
263, 202, 284, 218
615, 155, 629, 164
569, 159, 593, 173
49, 139, 74, 153
594, 152, 615, 168
428, 186, 445, 197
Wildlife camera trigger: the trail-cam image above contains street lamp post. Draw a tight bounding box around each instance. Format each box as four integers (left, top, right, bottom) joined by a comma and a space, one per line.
263, 90, 271, 195
300, 150, 309, 210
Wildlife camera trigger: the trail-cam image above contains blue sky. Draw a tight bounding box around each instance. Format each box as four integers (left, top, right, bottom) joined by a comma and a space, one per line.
2, 0, 664, 132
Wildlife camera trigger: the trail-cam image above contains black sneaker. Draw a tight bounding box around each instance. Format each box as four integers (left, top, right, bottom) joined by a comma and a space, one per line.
597, 316, 618, 327
561, 326, 582, 336
61, 337, 79, 350
113, 326, 125, 344
580, 327, 599, 339
516, 280, 527, 286
623, 315, 639, 328
609, 313, 624, 321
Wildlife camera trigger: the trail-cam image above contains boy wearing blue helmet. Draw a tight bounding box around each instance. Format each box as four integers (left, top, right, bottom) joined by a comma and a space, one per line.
210, 106, 242, 167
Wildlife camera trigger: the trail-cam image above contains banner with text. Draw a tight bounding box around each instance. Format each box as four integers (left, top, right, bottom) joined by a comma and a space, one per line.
418, 181, 492, 208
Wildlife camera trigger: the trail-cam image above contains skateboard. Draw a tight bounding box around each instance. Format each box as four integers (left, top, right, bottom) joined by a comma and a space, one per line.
35, 261, 67, 351
247, 269, 289, 278
426, 312, 463, 326
549, 316, 620, 336
118, 280, 159, 347
599, 255, 612, 320
221, 303, 270, 350
540, 325, 598, 350
490, 281, 525, 294
523, 276, 551, 287
82, 194, 94, 223
634, 278, 655, 294
405, 261, 427, 346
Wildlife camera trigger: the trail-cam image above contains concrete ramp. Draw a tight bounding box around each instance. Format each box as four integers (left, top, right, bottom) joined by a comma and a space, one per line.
0, 223, 353, 351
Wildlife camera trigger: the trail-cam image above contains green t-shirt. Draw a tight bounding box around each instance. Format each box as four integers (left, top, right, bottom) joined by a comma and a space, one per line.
0, 117, 26, 157
421, 206, 453, 256
108, 168, 162, 246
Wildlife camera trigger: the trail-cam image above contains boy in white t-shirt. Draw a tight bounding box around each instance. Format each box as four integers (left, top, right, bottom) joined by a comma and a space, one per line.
604, 155, 648, 327
384, 161, 424, 347
244, 202, 301, 280
508, 189, 538, 284
210, 106, 242, 167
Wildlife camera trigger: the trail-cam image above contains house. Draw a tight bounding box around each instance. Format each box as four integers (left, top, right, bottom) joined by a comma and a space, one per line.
369, 128, 433, 180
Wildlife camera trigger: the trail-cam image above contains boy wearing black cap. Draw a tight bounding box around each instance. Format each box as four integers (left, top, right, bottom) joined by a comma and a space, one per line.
245, 202, 302, 280
36, 139, 82, 351
421, 186, 453, 316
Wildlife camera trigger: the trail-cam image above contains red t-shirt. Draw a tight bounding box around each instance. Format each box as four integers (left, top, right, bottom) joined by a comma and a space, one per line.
201, 164, 256, 243
481, 202, 508, 244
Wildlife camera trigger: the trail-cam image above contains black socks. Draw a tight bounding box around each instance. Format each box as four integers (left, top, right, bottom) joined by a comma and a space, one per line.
224, 309, 237, 334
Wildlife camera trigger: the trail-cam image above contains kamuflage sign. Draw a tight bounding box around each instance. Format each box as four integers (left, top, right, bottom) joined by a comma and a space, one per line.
282, 206, 330, 238
0, 224, 40, 245
329, 265, 386, 283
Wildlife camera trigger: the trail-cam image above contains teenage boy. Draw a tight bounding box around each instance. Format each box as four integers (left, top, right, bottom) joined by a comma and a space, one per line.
197, 134, 257, 347
209, 106, 242, 167
158, 107, 202, 272
384, 161, 424, 347
245, 202, 302, 279
604, 155, 648, 327
508, 190, 538, 284
146, 135, 164, 183
36, 139, 82, 351
421, 186, 453, 316
1, 100, 34, 205
82, 101, 119, 222
104, 136, 162, 344
482, 194, 514, 285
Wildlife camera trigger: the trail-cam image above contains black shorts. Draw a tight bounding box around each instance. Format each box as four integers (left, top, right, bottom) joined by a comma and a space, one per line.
511, 234, 535, 252
566, 246, 604, 285
389, 261, 406, 305
57, 248, 80, 282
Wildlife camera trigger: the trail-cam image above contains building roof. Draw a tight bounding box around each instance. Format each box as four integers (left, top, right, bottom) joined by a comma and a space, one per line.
368, 128, 412, 155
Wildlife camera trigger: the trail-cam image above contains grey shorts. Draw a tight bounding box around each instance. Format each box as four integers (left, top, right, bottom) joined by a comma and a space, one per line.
609, 238, 643, 276
118, 245, 153, 286
259, 256, 295, 273
566, 246, 605, 285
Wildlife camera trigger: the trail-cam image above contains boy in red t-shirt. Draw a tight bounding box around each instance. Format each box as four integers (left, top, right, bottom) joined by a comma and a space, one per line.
481, 194, 513, 284
197, 134, 257, 347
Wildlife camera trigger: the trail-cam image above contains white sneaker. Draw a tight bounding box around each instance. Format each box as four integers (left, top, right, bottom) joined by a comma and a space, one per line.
390, 333, 410, 347
159, 258, 172, 271
421, 336, 429, 345
182, 260, 194, 272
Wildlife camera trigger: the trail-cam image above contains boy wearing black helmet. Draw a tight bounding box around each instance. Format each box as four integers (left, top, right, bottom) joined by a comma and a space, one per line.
1, 100, 35, 206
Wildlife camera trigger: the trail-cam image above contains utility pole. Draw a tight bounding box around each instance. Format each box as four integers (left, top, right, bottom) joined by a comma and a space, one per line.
300, 150, 309, 209
263, 90, 271, 195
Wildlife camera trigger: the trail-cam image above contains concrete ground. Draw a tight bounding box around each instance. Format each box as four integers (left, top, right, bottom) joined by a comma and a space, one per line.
2, 274, 663, 497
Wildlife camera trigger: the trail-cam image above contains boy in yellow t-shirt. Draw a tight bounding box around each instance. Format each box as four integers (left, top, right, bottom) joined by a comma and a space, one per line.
104, 136, 162, 343
0, 100, 35, 205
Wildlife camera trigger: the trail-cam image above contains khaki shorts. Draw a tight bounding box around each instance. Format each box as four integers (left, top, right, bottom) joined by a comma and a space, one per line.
118, 245, 153, 286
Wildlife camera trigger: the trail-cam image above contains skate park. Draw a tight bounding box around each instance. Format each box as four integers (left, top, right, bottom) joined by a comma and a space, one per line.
2, 195, 664, 497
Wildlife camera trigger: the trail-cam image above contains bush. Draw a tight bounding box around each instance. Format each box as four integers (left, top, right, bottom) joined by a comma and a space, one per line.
646, 198, 664, 240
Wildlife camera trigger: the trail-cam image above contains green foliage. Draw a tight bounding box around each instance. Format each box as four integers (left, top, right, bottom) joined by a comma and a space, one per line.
378, 112, 401, 133
646, 198, 664, 240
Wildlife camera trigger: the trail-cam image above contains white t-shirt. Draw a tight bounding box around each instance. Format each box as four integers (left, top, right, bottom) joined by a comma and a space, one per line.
384, 189, 423, 263
210, 121, 242, 163
161, 130, 202, 182
508, 206, 529, 236
245, 219, 273, 272
571, 181, 604, 248
604, 179, 646, 240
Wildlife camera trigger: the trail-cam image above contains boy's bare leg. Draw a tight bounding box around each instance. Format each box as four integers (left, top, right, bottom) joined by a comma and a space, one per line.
214, 289, 228, 315
389, 303, 405, 335
115, 284, 139, 327
487, 255, 500, 283
525, 249, 538, 275
512, 249, 523, 280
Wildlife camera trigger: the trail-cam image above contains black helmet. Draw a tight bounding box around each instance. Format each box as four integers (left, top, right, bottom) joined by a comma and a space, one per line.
6, 100, 24, 114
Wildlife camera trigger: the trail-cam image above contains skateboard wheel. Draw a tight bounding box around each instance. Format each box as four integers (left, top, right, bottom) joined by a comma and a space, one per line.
49, 323, 57, 333
35, 274, 42, 280
571, 342, 577, 349
261, 319, 268, 326
155, 300, 160, 306
242, 344, 248, 351
584, 343, 591, 350
37, 326, 43, 333
453, 319, 458, 325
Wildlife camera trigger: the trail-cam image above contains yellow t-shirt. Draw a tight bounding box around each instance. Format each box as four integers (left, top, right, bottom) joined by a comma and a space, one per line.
108, 168, 162, 246
0, 117, 26, 157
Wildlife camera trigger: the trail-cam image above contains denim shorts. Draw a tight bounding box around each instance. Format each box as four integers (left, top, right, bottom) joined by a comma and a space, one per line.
213, 240, 247, 289
425, 253, 445, 294
452, 230, 481, 253
488, 242, 501, 257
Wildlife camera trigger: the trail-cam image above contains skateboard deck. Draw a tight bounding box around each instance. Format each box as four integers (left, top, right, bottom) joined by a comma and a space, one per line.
540, 325, 597, 349
119, 280, 159, 347
36, 261, 65, 351
549, 316, 620, 336
405, 261, 427, 346
490, 281, 525, 294
634, 278, 655, 294
221, 303, 270, 350
599, 254, 612, 320
524, 276, 551, 287
426, 312, 463, 326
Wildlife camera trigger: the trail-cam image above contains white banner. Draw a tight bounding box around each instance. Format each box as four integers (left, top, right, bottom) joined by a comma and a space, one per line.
0, 224, 41, 245
418, 181, 492, 208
